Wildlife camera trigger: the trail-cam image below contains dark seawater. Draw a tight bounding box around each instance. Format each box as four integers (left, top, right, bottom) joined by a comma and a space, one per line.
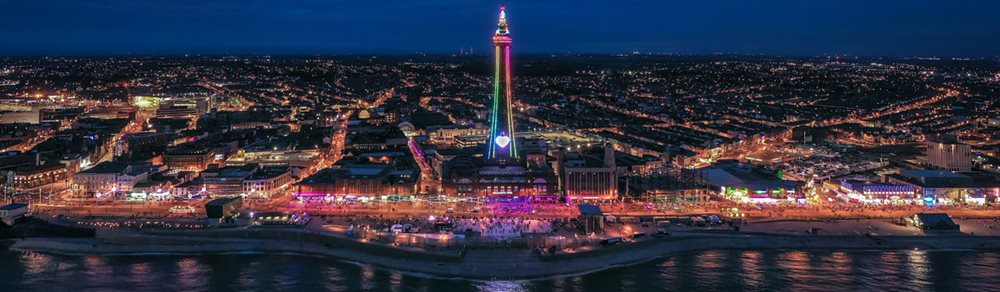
0, 248, 997, 292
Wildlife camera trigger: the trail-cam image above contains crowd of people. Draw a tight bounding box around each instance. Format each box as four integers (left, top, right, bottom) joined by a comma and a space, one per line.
454, 217, 551, 237
342, 214, 565, 238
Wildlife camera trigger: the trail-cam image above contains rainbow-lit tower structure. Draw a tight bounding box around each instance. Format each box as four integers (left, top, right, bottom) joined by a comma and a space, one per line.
486, 6, 517, 164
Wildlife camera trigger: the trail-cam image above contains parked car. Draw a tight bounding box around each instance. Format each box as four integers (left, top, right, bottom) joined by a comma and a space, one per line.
600, 237, 623, 246
169, 206, 195, 214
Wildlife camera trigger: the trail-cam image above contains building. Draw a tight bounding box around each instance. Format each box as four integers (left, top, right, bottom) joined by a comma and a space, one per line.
910, 213, 960, 231
0, 106, 42, 124
242, 167, 294, 198
346, 132, 407, 152
205, 196, 242, 227
225, 149, 320, 170
699, 160, 805, 203
123, 132, 176, 150
561, 144, 618, 202
435, 9, 560, 202
154, 97, 210, 118
295, 164, 419, 200
439, 153, 558, 201
129, 172, 191, 201
477, 165, 554, 201
73, 161, 128, 196
839, 179, 917, 202
486, 6, 517, 164
455, 135, 488, 149
988, 117, 1000, 128
627, 168, 709, 204
886, 170, 1000, 205
926, 138, 972, 172
164, 147, 216, 171
200, 164, 258, 195
428, 126, 486, 146
8, 162, 68, 191
577, 204, 604, 234
72, 161, 161, 197
0, 202, 29, 225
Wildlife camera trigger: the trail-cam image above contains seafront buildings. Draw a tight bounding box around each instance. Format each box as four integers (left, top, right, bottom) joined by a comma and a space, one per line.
6, 3, 1000, 291
0, 5, 996, 210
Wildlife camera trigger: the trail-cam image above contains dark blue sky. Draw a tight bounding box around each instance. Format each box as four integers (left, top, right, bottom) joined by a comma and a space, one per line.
2, 0, 999, 57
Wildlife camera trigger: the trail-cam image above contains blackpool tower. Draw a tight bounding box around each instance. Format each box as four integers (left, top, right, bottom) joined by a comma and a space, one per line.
487, 6, 517, 164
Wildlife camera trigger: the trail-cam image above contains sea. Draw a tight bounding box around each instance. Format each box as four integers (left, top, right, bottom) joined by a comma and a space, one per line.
0, 247, 997, 291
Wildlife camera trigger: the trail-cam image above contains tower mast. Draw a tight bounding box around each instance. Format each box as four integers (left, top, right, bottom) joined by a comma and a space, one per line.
487, 6, 517, 163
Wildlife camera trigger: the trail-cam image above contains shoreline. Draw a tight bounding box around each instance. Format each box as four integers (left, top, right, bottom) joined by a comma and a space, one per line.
10, 229, 1000, 280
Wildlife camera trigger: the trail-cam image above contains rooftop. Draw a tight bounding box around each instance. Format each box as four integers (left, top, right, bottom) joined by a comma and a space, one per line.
206, 196, 241, 207
578, 204, 603, 216
78, 161, 128, 174
700, 160, 802, 189
0, 202, 28, 210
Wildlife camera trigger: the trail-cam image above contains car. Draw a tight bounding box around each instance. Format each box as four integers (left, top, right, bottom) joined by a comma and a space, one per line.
169, 206, 195, 214
446, 208, 454, 213
470, 207, 480, 213
600, 237, 623, 246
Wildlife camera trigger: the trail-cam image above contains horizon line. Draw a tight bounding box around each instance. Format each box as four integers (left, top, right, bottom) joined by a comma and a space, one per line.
1, 52, 997, 60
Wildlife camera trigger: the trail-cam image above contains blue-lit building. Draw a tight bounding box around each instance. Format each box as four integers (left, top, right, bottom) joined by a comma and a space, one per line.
886, 170, 1000, 205
839, 179, 916, 202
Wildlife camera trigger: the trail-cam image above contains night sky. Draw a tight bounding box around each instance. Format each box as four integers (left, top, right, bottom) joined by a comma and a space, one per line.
2, 0, 999, 57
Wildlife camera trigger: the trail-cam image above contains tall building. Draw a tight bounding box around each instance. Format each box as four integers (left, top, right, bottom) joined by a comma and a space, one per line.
437, 6, 559, 202
562, 144, 619, 202
926, 138, 972, 172
486, 6, 517, 164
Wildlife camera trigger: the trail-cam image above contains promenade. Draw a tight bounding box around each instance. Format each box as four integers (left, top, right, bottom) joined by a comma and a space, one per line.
12, 220, 1000, 280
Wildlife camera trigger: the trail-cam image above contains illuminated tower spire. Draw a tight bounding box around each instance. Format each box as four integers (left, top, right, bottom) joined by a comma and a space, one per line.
487, 6, 517, 163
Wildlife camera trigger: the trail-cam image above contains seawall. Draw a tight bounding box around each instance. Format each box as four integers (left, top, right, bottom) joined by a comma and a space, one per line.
11, 229, 1000, 280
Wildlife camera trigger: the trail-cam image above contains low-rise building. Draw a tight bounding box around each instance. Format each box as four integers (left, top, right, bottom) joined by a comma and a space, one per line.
440, 154, 558, 202
295, 163, 419, 200
225, 149, 320, 170
164, 147, 216, 171
73, 161, 163, 197
200, 164, 259, 195
699, 160, 805, 203
886, 170, 1000, 205
205, 196, 242, 227
839, 179, 917, 202
910, 213, 960, 231
8, 162, 68, 191
0, 202, 29, 225
243, 167, 294, 198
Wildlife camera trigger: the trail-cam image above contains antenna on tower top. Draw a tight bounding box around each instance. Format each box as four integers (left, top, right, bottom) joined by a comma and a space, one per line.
496, 6, 509, 35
